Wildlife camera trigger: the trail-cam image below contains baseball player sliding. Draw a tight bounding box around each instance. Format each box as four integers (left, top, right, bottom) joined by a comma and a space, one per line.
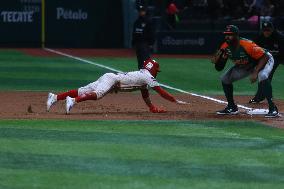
47, 58, 189, 114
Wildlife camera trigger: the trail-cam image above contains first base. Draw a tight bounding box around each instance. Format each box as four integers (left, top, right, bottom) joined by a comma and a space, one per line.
247, 109, 269, 115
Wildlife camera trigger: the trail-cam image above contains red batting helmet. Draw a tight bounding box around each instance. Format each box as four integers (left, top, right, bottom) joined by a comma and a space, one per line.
143, 58, 160, 77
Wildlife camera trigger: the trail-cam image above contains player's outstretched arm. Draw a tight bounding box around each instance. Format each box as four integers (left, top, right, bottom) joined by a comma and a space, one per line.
140, 88, 166, 113
152, 86, 190, 104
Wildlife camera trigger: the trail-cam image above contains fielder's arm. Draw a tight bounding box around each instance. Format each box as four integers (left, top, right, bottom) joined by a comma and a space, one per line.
211, 48, 228, 71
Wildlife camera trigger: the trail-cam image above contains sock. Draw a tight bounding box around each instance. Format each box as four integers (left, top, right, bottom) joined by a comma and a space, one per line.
260, 79, 275, 109
57, 90, 78, 100
255, 83, 264, 100
75, 93, 97, 103
222, 83, 235, 107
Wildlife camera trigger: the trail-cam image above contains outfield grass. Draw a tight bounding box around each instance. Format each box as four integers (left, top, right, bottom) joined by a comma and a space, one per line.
0, 120, 284, 189
0, 50, 107, 91
0, 50, 283, 99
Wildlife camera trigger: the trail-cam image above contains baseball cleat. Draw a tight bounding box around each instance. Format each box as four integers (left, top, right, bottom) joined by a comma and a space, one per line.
216, 105, 239, 115
66, 96, 75, 114
47, 93, 57, 112
248, 97, 264, 104
265, 106, 279, 118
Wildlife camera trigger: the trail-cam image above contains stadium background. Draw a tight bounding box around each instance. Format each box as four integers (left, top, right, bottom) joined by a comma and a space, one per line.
0, 0, 284, 188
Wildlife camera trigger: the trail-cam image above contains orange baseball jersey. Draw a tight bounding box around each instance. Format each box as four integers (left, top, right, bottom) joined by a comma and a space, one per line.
220, 37, 266, 65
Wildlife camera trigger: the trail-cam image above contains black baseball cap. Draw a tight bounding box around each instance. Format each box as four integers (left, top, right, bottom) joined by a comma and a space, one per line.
262, 21, 274, 31
223, 25, 239, 35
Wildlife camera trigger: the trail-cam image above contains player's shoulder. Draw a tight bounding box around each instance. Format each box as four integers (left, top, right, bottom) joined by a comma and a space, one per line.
240, 37, 254, 44
240, 37, 260, 48
140, 69, 158, 80
128, 69, 150, 77
140, 69, 153, 77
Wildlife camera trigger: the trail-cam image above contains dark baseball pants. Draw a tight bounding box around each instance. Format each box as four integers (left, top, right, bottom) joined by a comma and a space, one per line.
135, 43, 151, 69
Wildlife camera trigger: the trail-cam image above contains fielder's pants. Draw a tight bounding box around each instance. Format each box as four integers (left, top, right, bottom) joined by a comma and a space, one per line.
221, 52, 274, 84
135, 43, 151, 69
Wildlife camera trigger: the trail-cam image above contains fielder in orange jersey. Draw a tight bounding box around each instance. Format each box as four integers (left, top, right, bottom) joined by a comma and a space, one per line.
47, 58, 189, 114
211, 25, 279, 118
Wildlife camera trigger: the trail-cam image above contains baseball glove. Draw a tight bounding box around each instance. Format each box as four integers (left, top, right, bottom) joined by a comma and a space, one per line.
211, 49, 228, 71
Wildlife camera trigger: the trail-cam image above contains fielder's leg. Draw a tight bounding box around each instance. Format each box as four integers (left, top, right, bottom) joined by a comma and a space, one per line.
250, 60, 279, 103
217, 65, 250, 115
258, 53, 279, 117
136, 43, 151, 69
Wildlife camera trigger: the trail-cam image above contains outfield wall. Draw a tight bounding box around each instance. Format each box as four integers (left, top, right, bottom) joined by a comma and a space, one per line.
0, 0, 41, 47
0, 0, 261, 53
156, 31, 259, 54
0, 0, 124, 48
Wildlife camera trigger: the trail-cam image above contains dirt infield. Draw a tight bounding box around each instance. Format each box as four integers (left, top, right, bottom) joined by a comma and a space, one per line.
1, 91, 283, 128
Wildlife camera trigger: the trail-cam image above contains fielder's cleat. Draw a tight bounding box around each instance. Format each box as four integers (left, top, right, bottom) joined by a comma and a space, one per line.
249, 97, 265, 104
265, 106, 279, 118
66, 96, 76, 114
216, 105, 239, 115
47, 93, 57, 112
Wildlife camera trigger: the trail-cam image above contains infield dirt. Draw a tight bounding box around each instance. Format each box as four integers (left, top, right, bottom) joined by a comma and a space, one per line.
0, 91, 283, 128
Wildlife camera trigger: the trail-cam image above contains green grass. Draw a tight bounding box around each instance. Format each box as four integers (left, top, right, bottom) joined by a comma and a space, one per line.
0, 120, 284, 189
0, 49, 283, 98
0, 50, 107, 91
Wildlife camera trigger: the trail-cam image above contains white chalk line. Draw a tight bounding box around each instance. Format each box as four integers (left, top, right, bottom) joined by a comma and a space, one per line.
44, 48, 252, 111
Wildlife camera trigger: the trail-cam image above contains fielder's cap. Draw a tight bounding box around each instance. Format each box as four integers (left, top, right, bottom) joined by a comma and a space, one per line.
262, 21, 274, 31
223, 25, 239, 35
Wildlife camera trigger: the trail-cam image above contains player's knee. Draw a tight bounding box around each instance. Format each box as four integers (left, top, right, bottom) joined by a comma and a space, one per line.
95, 91, 104, 99
258, 72, 269, 82
221, 75, 231, 85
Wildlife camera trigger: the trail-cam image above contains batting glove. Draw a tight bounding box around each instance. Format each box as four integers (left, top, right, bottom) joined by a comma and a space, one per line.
149, 105, 167, 113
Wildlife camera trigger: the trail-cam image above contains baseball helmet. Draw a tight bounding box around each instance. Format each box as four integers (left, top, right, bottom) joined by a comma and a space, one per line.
223, 25, 239, 35
143, 58, 160, 77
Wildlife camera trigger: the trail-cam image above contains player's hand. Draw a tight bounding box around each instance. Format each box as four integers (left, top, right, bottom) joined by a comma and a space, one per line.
222, 49, 229, 59
176, 100, 190, 105
149, 105, 167, 113
250, 71, 258, 83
